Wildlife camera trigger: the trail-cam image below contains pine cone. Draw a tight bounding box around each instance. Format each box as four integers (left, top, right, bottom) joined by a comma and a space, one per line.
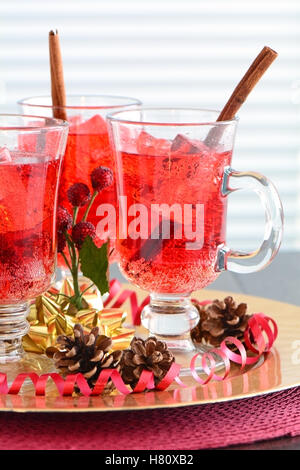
191, 296, 251, 348
53, 324, 123, 392
121, 337, 175, 389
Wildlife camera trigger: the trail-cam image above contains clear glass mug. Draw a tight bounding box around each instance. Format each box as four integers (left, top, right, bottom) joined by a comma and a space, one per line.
18, 95, 141, 271
0, 114, 68, 378
108, 108, 283, 367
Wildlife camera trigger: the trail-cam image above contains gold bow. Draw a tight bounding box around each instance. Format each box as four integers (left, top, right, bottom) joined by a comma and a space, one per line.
23, 279, 134, 354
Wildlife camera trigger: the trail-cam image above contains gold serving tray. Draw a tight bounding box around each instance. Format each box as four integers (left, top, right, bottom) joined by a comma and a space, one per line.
0, 289, 299, 412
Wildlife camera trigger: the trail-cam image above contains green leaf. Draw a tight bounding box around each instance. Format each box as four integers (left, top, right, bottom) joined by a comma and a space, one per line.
79, 237, 109, 295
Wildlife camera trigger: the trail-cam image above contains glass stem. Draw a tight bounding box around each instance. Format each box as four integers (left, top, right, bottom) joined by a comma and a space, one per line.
0, 303, 29, 363
141, 293, 199, 352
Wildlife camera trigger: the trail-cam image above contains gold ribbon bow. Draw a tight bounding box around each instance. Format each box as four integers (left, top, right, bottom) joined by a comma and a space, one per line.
23, 279, 134, 354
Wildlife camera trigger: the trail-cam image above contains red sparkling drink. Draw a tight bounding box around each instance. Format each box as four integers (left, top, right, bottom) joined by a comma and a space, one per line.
59, 115, 116, 224
116, 133, 232, 294
0, 152, 60, 303
57, 115, 117, 265
17, 96, 141, 268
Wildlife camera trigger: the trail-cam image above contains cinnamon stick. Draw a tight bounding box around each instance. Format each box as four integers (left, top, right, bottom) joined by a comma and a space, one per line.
205, 46, 278, 147
49, 30, 67, 121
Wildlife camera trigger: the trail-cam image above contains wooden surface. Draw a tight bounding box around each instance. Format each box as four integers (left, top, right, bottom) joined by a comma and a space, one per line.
111, 251, 300, 450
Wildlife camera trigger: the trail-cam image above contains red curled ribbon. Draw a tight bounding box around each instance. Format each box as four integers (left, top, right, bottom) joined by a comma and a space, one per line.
0, 363, 180, 397
104, 279, 150, 325
189, 311, 278, 385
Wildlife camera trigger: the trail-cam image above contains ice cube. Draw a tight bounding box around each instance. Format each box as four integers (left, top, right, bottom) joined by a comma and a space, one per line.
171, 134, 208, 155
0, 147, 12, 163
68, 115, 82, 127
154, 138, 171, 156
137, 131, 155, 154
18, 133, 36, 153
70, 114, 107, 134
137, 131, 171, 156
118, 124, 137, 154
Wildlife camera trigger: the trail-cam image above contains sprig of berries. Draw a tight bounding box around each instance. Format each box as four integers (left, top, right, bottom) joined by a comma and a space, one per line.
91, 166, 114, 192
57, 206, 72, 233
72, 221, 96, 249
67, 183, 91, 207
57, 166, 114, 310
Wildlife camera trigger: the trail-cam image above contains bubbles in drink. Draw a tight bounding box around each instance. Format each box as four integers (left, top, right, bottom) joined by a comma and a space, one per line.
57, 114, 117, 265
116, 132, 232, 294
0, 152, 60, 302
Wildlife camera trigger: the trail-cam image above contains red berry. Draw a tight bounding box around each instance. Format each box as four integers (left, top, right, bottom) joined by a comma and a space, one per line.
57, 206, 72, 232
72, 221, 96, 248
57, 232, 66, 253
67, 183, 91, 207
90, 166, 113, 192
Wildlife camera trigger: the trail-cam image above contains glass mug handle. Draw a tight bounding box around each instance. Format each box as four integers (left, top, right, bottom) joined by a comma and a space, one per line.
216, 166, 284, 274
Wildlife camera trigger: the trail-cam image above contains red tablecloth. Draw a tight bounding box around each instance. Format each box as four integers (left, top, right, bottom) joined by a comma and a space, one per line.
1, 386, 300, 450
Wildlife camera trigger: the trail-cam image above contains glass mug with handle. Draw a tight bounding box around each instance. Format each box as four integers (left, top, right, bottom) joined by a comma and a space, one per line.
107, 108, 283, 370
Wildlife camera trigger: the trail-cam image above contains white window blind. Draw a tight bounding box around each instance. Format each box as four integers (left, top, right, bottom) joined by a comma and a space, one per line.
1, 0, 300, 251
